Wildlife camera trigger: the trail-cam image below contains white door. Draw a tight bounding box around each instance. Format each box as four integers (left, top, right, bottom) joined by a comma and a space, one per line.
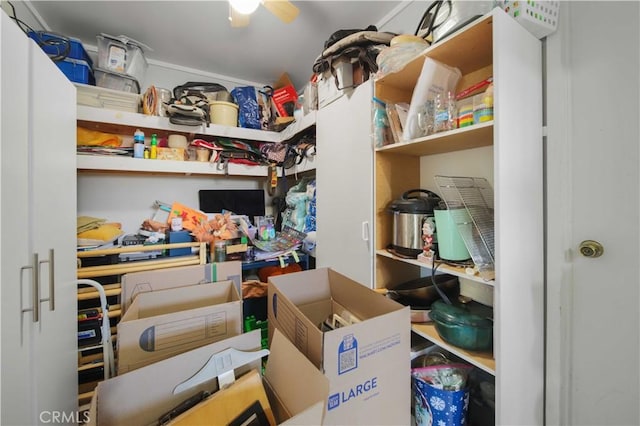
1, 12, 78, 424
29, 35, 79, 422
546, 2, 639, 425
1, 11, 33, 426
316, 81, 374, 286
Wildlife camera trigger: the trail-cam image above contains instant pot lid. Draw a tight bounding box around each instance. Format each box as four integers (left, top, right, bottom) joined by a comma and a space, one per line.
388, 189, 442, 214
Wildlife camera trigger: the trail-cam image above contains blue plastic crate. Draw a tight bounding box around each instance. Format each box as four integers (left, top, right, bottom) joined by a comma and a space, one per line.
28, 31, 93, 67
56, 58, 95, 85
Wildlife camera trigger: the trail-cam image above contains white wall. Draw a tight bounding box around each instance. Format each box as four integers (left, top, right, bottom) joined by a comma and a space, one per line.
78, 173, 267, 234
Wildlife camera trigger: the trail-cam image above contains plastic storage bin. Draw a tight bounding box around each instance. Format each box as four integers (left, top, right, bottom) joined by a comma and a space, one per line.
210, 101, 239, 126
28, 31, 93, 67
499, 0, 560, 39
96, 33, 148, 84
56, 58, 95, 85
94, 67, 140, 94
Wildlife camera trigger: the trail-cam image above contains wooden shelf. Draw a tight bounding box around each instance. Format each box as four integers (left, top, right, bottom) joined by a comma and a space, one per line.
376, 250, 494, 286
77, 242, 204, 258
376, 121, 493, 156
77, 283, 121, 300
375, 14, 493, 105
77, 151, 316, 177
412, 322, 495, 374
78, 361, 104, 372
77, 105, 317, 144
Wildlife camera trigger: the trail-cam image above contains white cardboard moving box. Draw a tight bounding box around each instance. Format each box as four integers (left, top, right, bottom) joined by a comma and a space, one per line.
117, 280, 242, 374
120, 261, 242, 313
89, 329, 328, 426
268, 267, 411, 425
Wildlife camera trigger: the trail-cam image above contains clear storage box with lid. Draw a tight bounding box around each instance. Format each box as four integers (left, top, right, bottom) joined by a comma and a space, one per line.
94, 67, 140, 94
96, 33, 149, 85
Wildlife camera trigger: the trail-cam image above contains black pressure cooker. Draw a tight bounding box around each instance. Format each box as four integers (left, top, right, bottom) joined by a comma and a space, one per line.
388, 189, 442, 257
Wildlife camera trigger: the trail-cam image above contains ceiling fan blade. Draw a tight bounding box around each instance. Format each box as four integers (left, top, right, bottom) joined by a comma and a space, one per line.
262, 0, 299, 24
229, 3, 250, 27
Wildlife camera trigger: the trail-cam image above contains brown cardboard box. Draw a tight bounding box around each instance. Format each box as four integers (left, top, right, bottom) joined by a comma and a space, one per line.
88, 329, 327, 426
120, 261, 242, 313
157, 147, 187, 161
117, 280, 242, 374
268, 267, 411, 425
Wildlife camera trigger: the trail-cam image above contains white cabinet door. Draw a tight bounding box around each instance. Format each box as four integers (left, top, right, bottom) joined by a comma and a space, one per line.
28, 35, 78, 422
316, 81, 374, 286
1, 11, 77, 425
1, 11, 33, 426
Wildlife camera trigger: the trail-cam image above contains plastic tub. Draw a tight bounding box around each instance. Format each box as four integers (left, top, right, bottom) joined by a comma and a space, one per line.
28, 31, 93, 67
434, 209, 471, 261
96, 34, 148, 84
56, 58, 94, 85
94, 67, 140, 94
210, 101, 239, 127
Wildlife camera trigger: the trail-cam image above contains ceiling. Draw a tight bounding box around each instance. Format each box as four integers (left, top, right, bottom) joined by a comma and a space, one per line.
27, 1, 405, 89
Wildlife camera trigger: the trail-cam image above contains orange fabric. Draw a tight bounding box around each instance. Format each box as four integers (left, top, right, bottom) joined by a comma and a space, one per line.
77, 127, 122, 147
258, 263, 302, 283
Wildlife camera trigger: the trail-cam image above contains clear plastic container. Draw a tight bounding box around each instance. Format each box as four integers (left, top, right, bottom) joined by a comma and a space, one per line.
94, 67, 140, 94
457, 97, 474, 128
96, 34, 148, 84
473, 86, 494, 123
214, 239, 227, 262
433, 91, 457, 133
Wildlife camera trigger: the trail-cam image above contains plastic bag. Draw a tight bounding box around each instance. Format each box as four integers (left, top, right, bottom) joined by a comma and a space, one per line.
231, 86, 273, 130
403, 58, 461, 141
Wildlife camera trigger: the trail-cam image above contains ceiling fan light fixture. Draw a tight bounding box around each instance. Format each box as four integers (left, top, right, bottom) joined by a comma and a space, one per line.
229, 0, 260, 15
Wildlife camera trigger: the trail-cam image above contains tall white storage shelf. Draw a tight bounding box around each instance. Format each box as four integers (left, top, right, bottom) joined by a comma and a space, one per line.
374, 9, 544, 425
1, 11, 78, 425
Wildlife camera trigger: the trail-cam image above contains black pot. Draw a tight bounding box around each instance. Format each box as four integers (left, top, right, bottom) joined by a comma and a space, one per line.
385, 274, 459, 309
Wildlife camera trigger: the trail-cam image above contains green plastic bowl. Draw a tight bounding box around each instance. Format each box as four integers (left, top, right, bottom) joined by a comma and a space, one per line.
430, 300, 493, 351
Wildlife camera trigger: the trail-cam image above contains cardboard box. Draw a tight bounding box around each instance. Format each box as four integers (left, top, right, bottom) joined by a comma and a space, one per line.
120, 261, 242, 313
117, 280, 242, 374
88, 329, 327, 426
157, 147, 187, 161
268, 267, 411, 425
166, 230, 191, 256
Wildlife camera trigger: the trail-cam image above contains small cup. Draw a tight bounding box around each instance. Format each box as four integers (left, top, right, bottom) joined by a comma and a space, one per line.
168, 134, 188, 149
170, 217, 183, 232
196, 148, 210, 162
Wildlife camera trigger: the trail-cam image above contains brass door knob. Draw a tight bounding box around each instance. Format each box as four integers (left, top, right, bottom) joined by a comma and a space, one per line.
578, 240, 604, 258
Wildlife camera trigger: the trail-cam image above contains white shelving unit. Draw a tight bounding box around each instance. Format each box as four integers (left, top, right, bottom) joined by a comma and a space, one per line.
374, 9, 543, 425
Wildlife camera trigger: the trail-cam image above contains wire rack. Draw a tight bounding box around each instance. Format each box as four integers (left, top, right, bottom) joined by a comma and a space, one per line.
434, 176, 495, 273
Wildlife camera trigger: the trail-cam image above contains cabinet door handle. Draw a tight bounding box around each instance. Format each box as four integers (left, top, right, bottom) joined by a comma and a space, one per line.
362, 221, 370, 242
38, 249, 55, 311
20, 253, 40, 323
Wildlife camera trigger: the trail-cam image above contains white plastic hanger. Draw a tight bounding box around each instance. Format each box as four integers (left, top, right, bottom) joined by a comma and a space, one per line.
173, 347, 269, 395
